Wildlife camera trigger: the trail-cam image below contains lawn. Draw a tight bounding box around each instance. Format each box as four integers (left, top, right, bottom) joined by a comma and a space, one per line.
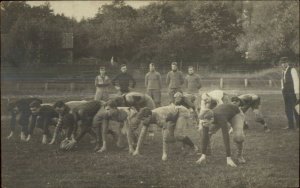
1, 93, 299, 188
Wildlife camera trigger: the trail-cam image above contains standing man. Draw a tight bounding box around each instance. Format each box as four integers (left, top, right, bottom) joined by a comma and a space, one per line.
112, 64, 136, 95
280, 57, 299, 130
184, 66, 202, 95
145, 63, 162, 107
166, 62, 184, 103
94, 66, 110, 101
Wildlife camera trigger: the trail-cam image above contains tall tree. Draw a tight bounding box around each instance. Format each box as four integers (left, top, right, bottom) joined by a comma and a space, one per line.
236, 1, 299, 62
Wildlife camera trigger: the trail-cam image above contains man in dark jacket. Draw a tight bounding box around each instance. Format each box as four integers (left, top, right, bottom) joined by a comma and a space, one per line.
112, 64, 136, 95
280, 57, 299, 130
6, 98, 42, 141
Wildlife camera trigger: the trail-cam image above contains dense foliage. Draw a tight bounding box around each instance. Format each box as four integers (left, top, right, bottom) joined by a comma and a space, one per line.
1, 1, 299, 67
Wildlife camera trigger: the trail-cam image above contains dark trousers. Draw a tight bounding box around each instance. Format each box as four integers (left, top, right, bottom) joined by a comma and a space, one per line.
282, 92, 299, 129
28, 115, 56, 136
10, 112, 30, 135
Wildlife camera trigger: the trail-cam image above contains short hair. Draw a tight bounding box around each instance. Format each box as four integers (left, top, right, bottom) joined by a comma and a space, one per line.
53, 101, 65, 108
137, 107, 152, 119
171, 62, 177, 66
209, 100, 218, 109
105, 100, 118, 108
174, 91, 183, 98
149, 63, 155, 67
199, 109, 214, 120
99, 66, 105, 70
29, 101, 41, 108
121, 64, 127, 68
231, 96, 244, 106
231, 96, 240, 102
188, 66, 194, 69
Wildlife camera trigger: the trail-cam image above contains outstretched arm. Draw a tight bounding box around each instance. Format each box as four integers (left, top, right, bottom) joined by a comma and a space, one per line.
145, 73, 148, 88
49, 115, 63, 144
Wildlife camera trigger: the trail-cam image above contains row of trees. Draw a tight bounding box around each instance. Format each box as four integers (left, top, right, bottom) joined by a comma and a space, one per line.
1, 1, 299, 67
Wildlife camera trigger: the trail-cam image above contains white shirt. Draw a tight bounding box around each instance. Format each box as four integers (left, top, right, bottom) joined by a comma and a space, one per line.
283, 66, 299, 94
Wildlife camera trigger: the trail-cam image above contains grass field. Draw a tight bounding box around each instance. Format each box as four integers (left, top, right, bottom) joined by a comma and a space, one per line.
1, 93, 299, 188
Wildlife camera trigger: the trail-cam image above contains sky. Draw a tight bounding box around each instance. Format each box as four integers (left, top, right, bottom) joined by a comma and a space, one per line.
27, 1, 154, 21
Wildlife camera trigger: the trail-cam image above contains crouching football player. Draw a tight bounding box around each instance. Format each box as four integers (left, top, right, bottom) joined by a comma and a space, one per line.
49, 100, 87, 145
94, 92, 156, 150
51, 100, 116, 150
173, 91, 198, 127
196, 103, 246, 167
93, 101, 138, 153
6, 98, 43, 141
26, 101, 58, 144
199, 90, 230, 112
110, 91, 156, 111
231, 94, 270, 132
132, 105, 198, 161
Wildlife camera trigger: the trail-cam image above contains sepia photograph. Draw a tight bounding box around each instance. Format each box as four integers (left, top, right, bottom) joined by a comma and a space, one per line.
1, 1, 299, 187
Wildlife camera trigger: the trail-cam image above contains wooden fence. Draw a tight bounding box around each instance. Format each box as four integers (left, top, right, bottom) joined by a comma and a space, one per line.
1, 78, 283, 96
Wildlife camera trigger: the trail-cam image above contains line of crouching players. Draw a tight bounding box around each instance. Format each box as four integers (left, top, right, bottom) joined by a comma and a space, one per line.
6, 62, 270, 167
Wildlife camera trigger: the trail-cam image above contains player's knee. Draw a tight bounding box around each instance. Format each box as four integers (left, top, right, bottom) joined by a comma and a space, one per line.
233, 134, 244, 143
164, 136, 175, 143
255, 117, 265, 124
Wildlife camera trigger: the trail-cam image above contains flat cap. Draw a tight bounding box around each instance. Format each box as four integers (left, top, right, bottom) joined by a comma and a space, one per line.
279, 57, 289, 63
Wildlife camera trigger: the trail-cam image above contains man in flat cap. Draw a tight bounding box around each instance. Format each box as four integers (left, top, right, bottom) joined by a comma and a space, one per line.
280, 57, 299, 130
94, 66, 110, 101
166, 62, 184, 103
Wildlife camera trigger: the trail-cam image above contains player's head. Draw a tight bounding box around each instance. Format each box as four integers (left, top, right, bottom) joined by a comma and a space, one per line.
7, 100, 18, 113
105, 100, 117, 109
199, 109, 214, 127
279, 57, 289, 69
231, 96, 242, 106
137, 107, 152, 125
171, 62, 178, 71
29, 101, 42, 114
104, 100, 119, 117
99, 66, 106, 75
149, 63, 155, 72
188, 66, 194, 75
202, 93, 217, 109
120, 64, 127, 73
174, 91, 184, 104
53, 101, 66, 114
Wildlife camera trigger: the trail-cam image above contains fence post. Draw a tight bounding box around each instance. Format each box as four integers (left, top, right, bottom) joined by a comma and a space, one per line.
16, 83, 20, 91
220, 78, 223, 89
244, 78, 248, 88
44, 82, 48, 92
269, 80, 272, 87
70, 83, 75, 92
281, 79, 283, 89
